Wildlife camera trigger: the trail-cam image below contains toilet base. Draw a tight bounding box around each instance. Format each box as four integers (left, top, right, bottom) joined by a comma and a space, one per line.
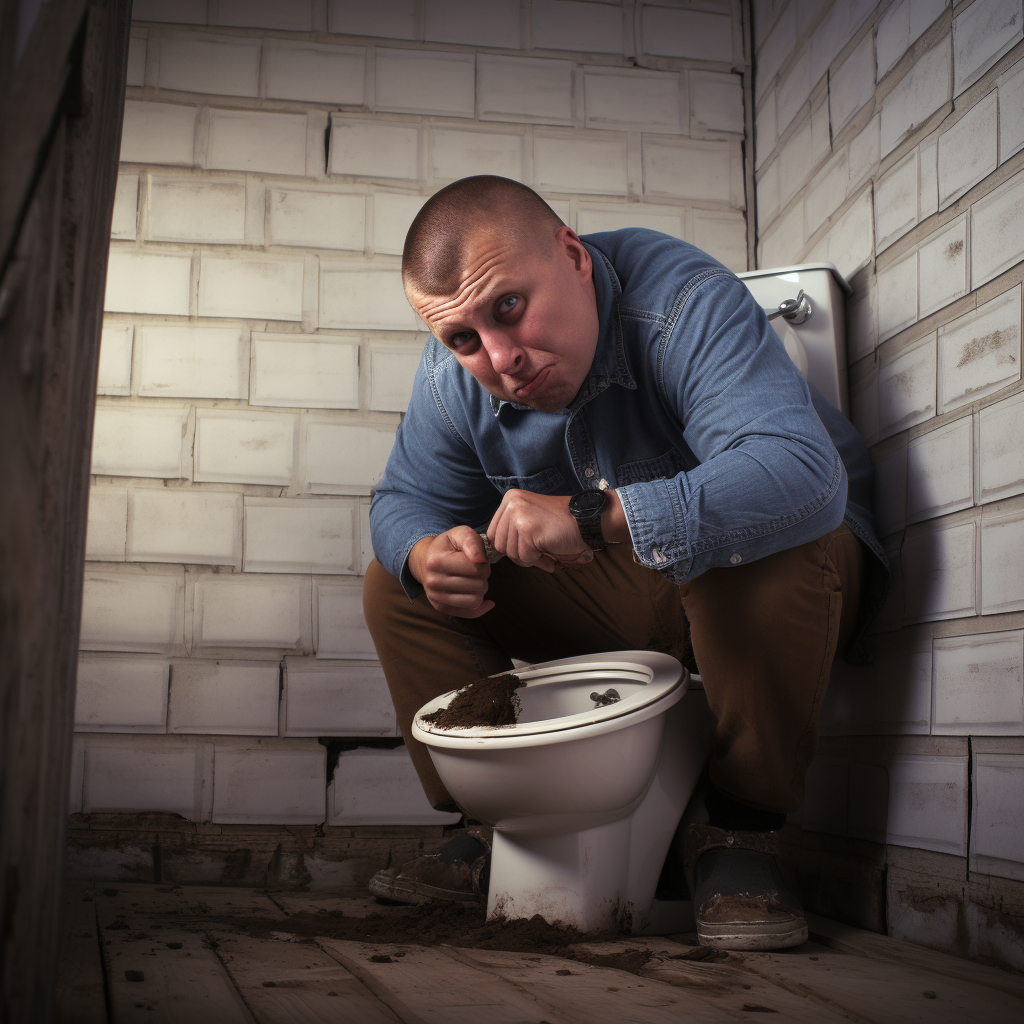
485, 688, 714, 934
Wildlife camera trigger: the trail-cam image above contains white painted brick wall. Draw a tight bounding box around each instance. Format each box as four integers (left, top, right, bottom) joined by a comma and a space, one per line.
91, 405, 187, 479
96, 324, 133, 395
970, 169, 1024, 288
250, 333, 358, 409
216, 0, 314, 30
80, 568, 185, 654
193, 408, 296, 486
937, 90, 998, 209
75, 655, 169, 733
430, 126, 525, 182
157, 32, 261, 97
120, 101, 197, 165
85, 485, 128, 561
110, 174, 138, 239
82, 741, 204, 817
243, 498, 357, 574
877, 252, 918, 342
313, 579, 377, 660
874, 444, 908, 537
192, 574, 312, 651
126, 32, 146, 87
584, 67, 682, 133
878, 335, 937, 439
874, 152, 918, 253
264, 41, 365, 105
304, 421, 396, 495
689, 71, 743, 135
953, 0, 1023, 95
937, 286, 1022, 415
424, 0, 521, 48
207, 109, 307, 176
642, 137, 735, 203
478, 55, 574, 125
830, 34, 874, 135
979, 391, 1024, 503
168, 660, 281, 735
266, 188, 365, 251
775, 49, 810, 136
212, 742, 325, 823
127, 488, 242, 567
137, 324, 248, 400
320, 265, 418, 330
998, 58, 1024, 162
806, 186, 874, 281
693, 212, 747, 274
981, 508, 1024, 614
805, 152, 848, 237
531, 0, 622, 54
876, 0, 949, 81
918, 215, 967, 319
328, 0, 416, 40
807, 0, 875, 87
932, 632, 1024, 735
283, 659, 395, 736
104, 251, 192, 316
534, 131, 627, 195
373, 193, 427, 255
971, 753, 1024, 881
577, 202, 682, 238
328, 747, 460, 825
902, 518, 976, 622
375, 48, 475, 117
133, 0, 206, 25
146, 177, 246, 244
330, 120, 420, 180
880, 34, 951, 157
369, 343, 422, 412
906, 416, 973, 524
198, 254, 304, 321
641, 4, 735, 63
886, 754, 968, 856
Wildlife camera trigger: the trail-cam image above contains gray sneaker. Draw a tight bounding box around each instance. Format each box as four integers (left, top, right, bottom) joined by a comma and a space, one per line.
368, 830, 491, 906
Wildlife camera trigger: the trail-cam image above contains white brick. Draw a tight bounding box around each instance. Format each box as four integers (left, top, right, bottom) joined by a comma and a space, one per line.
831, 35, 875, 134
641, 4, 733, 62
689, 70, 743, 134
906, 416, 974, 523
970, 169, 1024, 288
848, 270, 878, 363
478, 55, 573, 125
330, 120, 420, 180
369, 343, 422, 412
584, 67, 682, 133
954, 0, 1023, 94
979, 391, 1024, 502
874, 444, 908, 536
169, 660, 280, 735
775, 47, 810, 134
314, 580, 377, 659
86, 485, 128, 561
938, 285, 1022, 414
903, 518, 976, 622
250, 333, 358, 409
877, 0, 950, 80
91, 405, 186, 479
120, 101, 197, 166
137, 324, 247, 400
874, 151, 919, 251
328, 747, 460, 825
920, 132, 939, 217
998, 58, 1024, 161
320, 265, 418, 330
756, 159, 779, 224
376, 48, 474, 118
972, 753, 1024, 880
938, 90, 998, 208
808, 0, 876, 85
127, 489, 242, 567
146, 176, 245, 244
193, 575, 312, 650
805, 151, 849, 236
933, 632, 1024, 734
110, 174, 138, 239
848, 115, 880, 190
982, 508, 1024, 613
283, 659, 394, 736
778, 120, 812, 207
424, 0, 520, 47
83, 742, 201, 817
359, 498, 373, 574
80, 568, 185, 653
879, 334, 937, 438
132, 0, 206, 23
194, 408, 296, 486
207, 109, 307, 177
328, 0, 415, 39
576, 202, 684, 238
877, 252, 918, 342
807, 185, 874, 280
304, 422, 396, 495
372, 192, 426, 256
197, 255, 304, 322
755, 90, 776, 167
531, 0, 622, 54
267, 189, 365, 251
918, 215, 968, 318
755, 3, 796, 101
533, 131, 627, 194
243, 498, 357, 575
693, 211, 747, 273
886, 754, 968, 855
430, 127, 524, 183
75, 655, 169, 733
213, 743, 324, 824
642, 136, 735, 203
214, 0, 313, 31
880, 34, 952, 157
760, 200, 803, 268
157, 33, 259, 97
126, 33, 146, 87
97, 324, 133, 395
264, 41, 364, 104
104, 251, 191, 316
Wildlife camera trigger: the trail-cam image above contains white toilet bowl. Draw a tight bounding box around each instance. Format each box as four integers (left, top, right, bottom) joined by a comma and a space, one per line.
411, 651, 714, 934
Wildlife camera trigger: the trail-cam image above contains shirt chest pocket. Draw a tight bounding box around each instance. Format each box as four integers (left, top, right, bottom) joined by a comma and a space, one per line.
616, 449, 690, 486
486, 466, 567, 495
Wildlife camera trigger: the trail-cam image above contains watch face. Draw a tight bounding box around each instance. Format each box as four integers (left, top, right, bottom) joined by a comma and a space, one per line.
570, 489, 607, 517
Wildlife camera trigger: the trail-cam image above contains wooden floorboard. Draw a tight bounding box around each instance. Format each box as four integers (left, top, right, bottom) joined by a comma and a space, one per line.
55, 882, 108, 1024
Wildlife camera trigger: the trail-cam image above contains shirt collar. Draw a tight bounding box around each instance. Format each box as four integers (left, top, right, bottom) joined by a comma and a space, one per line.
489, 240, 635, 417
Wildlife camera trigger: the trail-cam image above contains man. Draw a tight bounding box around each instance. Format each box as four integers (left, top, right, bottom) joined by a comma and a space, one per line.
362, 175, 886, 950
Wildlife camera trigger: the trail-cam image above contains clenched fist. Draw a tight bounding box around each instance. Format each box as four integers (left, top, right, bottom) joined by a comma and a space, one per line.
486, 490, 592, 572
408, 526, 494, 618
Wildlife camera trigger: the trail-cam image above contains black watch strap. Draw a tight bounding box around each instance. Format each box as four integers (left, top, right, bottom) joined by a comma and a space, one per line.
569, 490, 609, 550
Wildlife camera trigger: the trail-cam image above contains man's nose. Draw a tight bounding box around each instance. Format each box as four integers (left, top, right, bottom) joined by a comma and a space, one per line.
481, 332, 525, 375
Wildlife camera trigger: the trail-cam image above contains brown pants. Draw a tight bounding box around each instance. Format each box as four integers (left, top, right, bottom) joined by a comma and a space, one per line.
363, 525, 864, 815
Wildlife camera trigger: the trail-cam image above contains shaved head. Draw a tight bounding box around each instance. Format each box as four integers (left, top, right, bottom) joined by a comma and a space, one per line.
402, 176, 564, 298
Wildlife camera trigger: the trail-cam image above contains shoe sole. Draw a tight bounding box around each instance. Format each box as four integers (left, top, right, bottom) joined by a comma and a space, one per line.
367, 874, 482, 906
697, 918, 808, 951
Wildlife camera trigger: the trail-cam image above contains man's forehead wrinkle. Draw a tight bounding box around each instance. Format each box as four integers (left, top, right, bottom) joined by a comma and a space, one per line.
415, 242, 518, 329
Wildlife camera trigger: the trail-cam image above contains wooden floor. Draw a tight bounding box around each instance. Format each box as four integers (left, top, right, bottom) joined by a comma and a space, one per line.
57, 881, 1024, 1023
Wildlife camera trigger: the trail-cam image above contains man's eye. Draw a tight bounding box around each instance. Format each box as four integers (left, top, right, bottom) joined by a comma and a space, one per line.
498, 296, 519, 315
450, 332, 475, 349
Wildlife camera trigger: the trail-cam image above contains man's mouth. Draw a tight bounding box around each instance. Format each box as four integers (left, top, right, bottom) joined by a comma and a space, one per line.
514, 365, 552, 399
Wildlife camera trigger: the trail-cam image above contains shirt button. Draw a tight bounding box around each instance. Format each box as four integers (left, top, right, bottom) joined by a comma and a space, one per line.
730, 553, 742, 564
584, 467, 595, 478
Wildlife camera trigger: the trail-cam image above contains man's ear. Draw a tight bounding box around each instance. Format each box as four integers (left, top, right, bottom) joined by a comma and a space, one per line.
555, 225, 591, 277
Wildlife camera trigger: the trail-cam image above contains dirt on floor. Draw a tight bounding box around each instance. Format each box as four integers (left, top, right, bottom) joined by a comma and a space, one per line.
421, 673, 524, 729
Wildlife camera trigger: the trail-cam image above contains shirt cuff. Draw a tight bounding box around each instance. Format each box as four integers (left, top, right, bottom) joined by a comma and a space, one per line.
617, 478, 692, 574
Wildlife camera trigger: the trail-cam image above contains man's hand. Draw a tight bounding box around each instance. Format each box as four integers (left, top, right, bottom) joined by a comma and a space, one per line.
408, 527, 494, 618
487, 490, 592, 572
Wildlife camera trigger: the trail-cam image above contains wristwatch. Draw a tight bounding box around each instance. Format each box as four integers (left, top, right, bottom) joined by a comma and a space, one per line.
569, 489, 609, 550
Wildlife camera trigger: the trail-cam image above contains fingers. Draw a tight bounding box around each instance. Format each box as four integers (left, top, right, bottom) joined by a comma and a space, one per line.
421, 526, 493, 618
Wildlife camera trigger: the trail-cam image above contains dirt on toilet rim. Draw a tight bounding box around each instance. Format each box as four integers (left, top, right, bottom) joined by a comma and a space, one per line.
422, 673, 525, 729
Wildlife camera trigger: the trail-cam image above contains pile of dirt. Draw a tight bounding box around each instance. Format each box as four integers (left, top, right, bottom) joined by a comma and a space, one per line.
421, 673, 524, 729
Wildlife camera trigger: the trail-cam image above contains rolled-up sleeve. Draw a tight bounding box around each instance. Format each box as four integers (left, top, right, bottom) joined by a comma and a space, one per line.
617, 273, 847, 582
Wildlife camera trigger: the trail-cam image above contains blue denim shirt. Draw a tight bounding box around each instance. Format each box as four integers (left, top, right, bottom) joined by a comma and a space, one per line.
371, 229, 888, 652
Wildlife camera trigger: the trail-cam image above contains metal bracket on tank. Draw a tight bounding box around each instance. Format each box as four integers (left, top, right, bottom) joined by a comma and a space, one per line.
765, 289, 813, 325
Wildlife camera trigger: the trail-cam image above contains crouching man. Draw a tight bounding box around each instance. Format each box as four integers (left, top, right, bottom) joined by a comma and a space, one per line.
362, 175, 886, 950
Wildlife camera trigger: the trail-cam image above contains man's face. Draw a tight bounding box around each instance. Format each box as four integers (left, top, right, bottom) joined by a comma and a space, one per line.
408, 224, 600, 413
